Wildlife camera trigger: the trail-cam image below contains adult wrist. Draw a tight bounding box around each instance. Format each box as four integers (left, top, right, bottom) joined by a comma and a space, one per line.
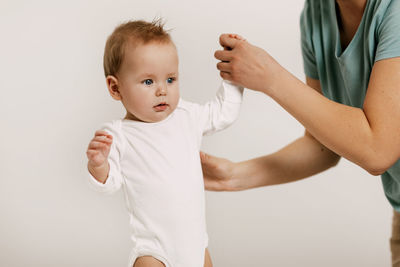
264, 63, 287, 97
229, 161, 248, 191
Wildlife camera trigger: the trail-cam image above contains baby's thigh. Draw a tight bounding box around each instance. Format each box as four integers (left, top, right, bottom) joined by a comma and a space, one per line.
133, 256, 166, 267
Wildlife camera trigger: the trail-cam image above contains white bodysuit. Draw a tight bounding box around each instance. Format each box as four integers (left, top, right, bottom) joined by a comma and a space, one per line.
88, 81, 243, 267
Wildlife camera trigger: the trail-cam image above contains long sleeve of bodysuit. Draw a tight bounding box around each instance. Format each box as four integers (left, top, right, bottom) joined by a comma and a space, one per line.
198, 80, 244, 136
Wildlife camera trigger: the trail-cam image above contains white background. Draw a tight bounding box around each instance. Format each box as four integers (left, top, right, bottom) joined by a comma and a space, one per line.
0, 0, 392, 266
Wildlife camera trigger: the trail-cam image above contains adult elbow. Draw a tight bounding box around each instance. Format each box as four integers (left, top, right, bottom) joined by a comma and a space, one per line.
363, 157, 393, 176
366, 167, 386, 176
324, 153, 340, 170
330, 155, 341, 168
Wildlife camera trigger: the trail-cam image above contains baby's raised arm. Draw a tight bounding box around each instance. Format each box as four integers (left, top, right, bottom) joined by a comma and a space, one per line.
86, 130, 113, 184
200, 80, 244, 136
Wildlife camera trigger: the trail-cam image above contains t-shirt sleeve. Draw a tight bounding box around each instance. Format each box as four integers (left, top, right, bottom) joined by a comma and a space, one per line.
300, 0, 319, 79
375, 0, 400, 62
198, 80, 243, 136
87, 121, 124, 194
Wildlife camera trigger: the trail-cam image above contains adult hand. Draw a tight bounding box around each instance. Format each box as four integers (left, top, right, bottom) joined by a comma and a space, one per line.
200, 151, 242, 191
215, 34, 283, 94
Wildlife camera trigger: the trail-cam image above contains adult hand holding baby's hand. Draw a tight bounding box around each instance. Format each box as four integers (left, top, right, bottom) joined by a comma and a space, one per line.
215, 33, 283, 95
86, 130, 113, 183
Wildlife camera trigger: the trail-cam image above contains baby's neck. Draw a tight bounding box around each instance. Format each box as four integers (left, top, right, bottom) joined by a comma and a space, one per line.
124, 112, 143, 122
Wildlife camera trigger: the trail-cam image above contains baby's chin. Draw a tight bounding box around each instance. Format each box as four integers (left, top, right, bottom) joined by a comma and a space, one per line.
125, 106, 176, 123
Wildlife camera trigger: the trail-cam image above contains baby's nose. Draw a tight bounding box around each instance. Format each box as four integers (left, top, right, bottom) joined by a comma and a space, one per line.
156, 85, 167, 95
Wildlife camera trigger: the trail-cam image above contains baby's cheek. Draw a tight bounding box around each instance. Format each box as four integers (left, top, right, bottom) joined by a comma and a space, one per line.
125, 97, 143, 114
136, 100, 151, 113
172, 88, 180, 102
171, 92, 180, 109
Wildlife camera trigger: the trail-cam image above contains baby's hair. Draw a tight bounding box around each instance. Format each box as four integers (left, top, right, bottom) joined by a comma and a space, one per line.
103, 18, 172, 77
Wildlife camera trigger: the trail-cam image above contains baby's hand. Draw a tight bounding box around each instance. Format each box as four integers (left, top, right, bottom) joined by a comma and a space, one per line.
228, 33, 246, 41
223, 34, 246, 51
86, 130, 113, 168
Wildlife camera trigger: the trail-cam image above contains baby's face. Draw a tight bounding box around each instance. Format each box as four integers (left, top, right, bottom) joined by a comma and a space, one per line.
117, 41, 180, 123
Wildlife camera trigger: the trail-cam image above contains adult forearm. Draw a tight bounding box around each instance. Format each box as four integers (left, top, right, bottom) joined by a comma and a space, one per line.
233, 134, 340, 190
266, 68, 389, 175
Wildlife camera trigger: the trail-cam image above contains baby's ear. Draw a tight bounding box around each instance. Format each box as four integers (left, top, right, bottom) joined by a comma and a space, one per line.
106, 75, 122, 101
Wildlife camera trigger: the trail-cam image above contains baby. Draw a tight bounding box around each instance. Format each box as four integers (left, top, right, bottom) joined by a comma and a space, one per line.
86, 20, 243, 267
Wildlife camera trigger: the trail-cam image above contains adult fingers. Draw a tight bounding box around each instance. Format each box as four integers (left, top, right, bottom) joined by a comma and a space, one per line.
219, 33, 240, 49
203, 177, 223, 191
200, 151, 224, 172
200, 151, 211, 166
219, 71, 233, 81
214, 50, 233, 62
216, 61, 232, 72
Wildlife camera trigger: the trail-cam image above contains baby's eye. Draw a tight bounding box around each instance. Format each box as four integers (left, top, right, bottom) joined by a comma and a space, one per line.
167, 77, 175, 84
143, 79, 153, 86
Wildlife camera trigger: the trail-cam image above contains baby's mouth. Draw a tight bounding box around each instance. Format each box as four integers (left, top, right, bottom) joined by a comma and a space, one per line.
153, 102, 169, 111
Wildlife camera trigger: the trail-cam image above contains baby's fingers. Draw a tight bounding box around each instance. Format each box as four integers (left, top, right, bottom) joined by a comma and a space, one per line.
94, 130, 109, 136
229, 33, 246, 41
86, 149, 99, 160
92, 135, 113, 144
87, 149, 107, 166
94, 130, 113, 139
88, 140, 111, 151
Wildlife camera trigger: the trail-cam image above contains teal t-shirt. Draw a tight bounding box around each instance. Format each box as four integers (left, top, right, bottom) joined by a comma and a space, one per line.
300, 0, 400, 210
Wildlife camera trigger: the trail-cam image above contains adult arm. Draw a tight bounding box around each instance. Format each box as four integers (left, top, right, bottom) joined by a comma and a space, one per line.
215, 35, 400, 175
202, 78, 340, 191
